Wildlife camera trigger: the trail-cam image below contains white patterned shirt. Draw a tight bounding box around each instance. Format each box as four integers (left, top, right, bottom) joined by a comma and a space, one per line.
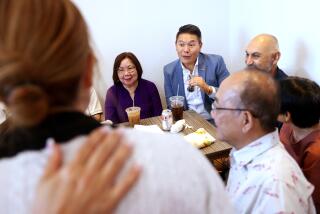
227, 130, 316, 214
0, 129, 234, 214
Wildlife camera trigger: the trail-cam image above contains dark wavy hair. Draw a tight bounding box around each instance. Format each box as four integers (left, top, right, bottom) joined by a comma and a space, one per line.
112, 52, 143, 84
279, 77, 320, 128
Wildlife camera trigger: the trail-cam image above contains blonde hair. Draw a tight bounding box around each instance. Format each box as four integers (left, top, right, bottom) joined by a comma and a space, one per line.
0, 0, 91, 127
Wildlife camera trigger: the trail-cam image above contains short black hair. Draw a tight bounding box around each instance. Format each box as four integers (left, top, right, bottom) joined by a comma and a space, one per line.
279, 77, 320, 128
176, 24, 202, 43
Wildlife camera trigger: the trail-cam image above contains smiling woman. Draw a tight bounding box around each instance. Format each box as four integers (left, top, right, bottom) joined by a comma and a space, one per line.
105, 52, 163, 124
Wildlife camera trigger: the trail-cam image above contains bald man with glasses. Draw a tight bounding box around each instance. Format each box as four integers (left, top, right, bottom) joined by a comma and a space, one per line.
210, 69, 316, 213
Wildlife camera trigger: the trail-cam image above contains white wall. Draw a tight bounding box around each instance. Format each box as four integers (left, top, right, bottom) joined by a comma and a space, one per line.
74, 0, 320, 108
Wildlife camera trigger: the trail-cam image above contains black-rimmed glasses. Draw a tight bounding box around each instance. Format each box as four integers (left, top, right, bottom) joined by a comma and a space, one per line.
211, 103, 258, 118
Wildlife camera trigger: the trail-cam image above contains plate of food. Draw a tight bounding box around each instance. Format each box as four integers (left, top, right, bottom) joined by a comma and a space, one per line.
184, 128, 215, 148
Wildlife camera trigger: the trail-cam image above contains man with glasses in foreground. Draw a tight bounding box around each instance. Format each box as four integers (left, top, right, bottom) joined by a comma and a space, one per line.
163, 24, 229, 123
211, 69, 316, 213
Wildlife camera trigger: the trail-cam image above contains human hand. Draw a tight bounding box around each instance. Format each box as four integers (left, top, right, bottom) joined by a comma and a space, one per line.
33, 128, 141, 214
189, 76, 211, 94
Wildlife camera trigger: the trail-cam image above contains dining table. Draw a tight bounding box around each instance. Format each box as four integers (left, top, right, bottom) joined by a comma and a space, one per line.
118, 110, 232, 161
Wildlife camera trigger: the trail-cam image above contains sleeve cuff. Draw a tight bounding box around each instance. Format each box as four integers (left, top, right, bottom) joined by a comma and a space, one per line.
208, 86, 216, 98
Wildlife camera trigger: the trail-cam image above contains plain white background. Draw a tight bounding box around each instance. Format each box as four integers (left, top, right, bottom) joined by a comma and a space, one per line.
73, 0, 320, 108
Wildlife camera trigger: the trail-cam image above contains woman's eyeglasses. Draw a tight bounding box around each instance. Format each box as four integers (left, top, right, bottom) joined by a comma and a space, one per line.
117, 66, 136, 75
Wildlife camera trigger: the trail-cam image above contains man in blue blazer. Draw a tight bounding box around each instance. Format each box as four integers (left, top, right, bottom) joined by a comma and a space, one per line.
163, 24, 229, 122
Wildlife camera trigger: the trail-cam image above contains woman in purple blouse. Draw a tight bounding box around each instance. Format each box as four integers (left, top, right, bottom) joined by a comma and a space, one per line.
105, 52, 163, 124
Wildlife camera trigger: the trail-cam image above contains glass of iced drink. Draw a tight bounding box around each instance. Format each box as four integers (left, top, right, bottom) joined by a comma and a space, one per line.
169, 96, 184, 121
125, 106, 141, 127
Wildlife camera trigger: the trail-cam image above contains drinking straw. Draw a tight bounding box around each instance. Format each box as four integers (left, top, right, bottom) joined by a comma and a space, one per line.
176, 84, 179, 96
132, 93, 135, 107
174, 84, 180, 106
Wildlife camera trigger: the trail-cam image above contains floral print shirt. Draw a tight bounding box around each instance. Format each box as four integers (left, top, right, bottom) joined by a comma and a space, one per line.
227, 131, 316, 214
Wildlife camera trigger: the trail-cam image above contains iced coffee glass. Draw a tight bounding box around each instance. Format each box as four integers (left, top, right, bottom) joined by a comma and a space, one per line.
125, 106, 141, 127
169, 96, 184, 121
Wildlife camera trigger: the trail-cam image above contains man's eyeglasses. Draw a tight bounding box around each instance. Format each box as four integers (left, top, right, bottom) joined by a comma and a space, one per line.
117, 66, 136, 75
211, 103, 258, 117
176, 41, 200, 49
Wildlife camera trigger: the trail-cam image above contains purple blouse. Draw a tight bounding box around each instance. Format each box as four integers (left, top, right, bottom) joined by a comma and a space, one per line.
105, 79, 163, 124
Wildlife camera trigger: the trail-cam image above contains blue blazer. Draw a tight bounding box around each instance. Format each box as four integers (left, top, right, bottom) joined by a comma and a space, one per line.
163, 52, 229, 113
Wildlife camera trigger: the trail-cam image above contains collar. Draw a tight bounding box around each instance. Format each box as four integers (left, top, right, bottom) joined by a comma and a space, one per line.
274, 66, 288, 80
180, 57, 199, 74
197, 52, 206, 71
230, 130, 280, 167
